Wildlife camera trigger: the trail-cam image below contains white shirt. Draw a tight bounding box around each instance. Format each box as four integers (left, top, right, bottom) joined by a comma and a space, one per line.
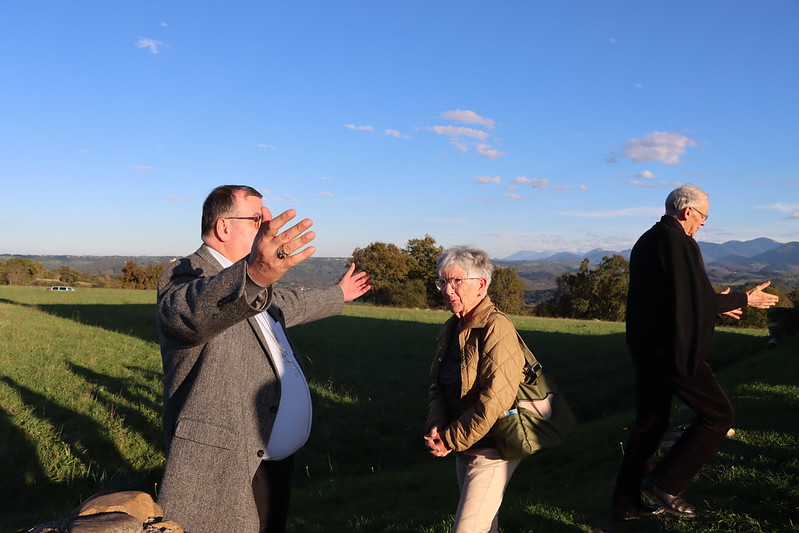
207, 246, 313, 460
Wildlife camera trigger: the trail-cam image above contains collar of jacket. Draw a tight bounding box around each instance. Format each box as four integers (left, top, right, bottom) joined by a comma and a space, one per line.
454, 295, 495, 330
659, 214, 691, 237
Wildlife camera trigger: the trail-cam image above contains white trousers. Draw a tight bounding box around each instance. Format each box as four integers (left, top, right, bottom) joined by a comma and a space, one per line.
453, 448, 521, 533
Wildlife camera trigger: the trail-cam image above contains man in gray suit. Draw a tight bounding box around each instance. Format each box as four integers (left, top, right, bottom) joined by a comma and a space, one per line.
157, 185, 371, 532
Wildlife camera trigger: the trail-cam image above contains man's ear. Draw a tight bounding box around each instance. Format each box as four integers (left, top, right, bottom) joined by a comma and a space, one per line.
677, 206, 691, 221
214, 217, 231, 242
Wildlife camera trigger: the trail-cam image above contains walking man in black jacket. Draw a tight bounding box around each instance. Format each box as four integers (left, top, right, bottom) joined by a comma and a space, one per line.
612, 184, 779, 521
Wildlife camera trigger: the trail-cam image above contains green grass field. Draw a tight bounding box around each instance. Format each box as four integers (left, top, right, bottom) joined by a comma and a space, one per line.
1, 286, 797, 532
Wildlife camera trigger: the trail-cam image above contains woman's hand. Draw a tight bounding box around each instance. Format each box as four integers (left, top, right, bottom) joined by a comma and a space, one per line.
424, 426, 452, 457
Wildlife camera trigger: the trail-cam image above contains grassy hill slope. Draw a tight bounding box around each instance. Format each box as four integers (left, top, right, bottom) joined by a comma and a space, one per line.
0, 287, 796, 532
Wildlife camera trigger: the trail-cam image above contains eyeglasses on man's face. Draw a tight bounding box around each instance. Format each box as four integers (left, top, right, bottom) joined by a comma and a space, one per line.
691, 206, 709, 221
223, 215, 262, 228
435, 277, 480, 291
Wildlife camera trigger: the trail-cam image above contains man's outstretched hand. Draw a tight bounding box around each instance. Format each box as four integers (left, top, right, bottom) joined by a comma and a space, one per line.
338, 263, 372, 302
247, 208, 316, 287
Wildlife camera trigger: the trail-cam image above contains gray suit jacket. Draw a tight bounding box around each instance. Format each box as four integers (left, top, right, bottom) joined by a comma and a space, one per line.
156, 245, 343, 532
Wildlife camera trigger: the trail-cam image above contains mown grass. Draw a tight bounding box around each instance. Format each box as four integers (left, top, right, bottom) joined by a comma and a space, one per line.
0, 286, 797, 532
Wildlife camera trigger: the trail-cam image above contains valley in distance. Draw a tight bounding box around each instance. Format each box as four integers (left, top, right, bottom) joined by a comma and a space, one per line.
3, 237, 798, 305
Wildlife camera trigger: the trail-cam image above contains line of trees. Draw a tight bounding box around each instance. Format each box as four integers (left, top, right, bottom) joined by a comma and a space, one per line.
349, 235, 527, 314
4, 250, 795, 329
536, 254, 799, 328
0, 258, 164, 290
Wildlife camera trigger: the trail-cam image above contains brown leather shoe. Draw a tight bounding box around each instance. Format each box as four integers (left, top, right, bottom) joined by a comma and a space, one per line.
640, 477, 697, 519
613, 504, 665, 522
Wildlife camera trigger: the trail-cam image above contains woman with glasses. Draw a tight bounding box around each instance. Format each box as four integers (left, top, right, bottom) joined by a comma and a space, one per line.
424, 246, 526, 533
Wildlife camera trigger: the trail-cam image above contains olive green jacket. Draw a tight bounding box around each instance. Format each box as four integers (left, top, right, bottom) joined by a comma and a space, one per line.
427, 296, 525, 452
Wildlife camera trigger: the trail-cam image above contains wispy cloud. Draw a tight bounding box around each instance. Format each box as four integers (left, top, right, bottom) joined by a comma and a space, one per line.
626, 179, 681, 188
384, 128, 409, 138
636, 170, 657, 179
475, 175, 501, 184
256, 144, 280, 150
513, 177, 550, 189
316, 192, 334, 197
131, 165, 154, 172
429, 125, 489, 140
504, 193, 523, 200
429, 110, 503, 159
136, 38, 163, 54
623, 131, 697, 165
440, 109, 496, 129
345, 124, 374, 131
758, 202, 799, 213
475, 143, 505, 159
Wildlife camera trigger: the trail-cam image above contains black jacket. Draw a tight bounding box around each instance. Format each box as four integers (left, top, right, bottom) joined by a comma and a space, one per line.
626, 216, 746, 376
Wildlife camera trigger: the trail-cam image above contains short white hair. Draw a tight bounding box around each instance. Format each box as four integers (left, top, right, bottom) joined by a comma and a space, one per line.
437, 246, 493, 288
665, 184, 708, 217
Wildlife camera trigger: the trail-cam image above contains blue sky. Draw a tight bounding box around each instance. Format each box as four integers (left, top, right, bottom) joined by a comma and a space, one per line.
1, 1, 797, 259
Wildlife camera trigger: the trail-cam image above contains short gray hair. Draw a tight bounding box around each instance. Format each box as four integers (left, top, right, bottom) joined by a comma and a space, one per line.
437, 246, 493, 288
665, 184, 708, 217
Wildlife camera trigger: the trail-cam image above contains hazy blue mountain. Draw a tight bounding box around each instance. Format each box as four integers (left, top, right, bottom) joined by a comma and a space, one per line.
505, 238, 784, 264
698, 238, 783, 262
750, 242, 799, 266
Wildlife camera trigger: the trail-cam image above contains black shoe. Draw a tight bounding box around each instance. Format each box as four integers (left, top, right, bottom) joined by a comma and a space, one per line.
640, 477, 697, 519
613, 504, 665, 522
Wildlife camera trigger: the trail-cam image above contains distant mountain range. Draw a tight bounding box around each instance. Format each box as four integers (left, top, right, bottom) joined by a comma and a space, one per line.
503, 237, 796, 265
4, 237, 798, 294
499, 238, 799, 295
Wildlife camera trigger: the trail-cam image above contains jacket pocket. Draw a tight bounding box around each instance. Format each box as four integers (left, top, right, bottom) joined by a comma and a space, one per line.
173, 418, 236, 450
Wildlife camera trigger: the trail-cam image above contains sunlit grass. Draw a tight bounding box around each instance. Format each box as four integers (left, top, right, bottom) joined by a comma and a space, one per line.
1, 286, 797, 532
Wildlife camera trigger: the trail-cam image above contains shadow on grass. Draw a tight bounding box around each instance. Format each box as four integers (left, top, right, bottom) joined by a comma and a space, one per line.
0, 298, 158, 343
0, 375, 163, 533
66, 362, 164, 447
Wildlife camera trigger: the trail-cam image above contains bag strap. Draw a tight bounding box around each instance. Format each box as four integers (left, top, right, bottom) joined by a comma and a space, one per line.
489, 311, 542, 383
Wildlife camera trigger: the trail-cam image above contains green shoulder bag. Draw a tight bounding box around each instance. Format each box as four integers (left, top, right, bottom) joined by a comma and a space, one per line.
490, 316, 579, 460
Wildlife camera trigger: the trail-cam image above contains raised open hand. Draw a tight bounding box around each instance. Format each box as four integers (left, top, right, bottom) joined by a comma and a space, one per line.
247, 208, 316, 287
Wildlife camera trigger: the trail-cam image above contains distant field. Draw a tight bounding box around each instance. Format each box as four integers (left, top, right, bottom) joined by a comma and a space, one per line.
1, 286, 797, 532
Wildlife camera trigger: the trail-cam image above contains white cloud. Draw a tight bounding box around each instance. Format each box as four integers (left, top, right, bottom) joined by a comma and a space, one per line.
626, 180, 658, 188
429, 125, 489, 140
759, 202, 799, 213
131, 165, 154, 172
636, 170, 657, 179
504, 193, 523, 200
579, 184, 589, 190
475, 175, 501, 184
345, 124, 374, 131
384, 129, 402, 138
505, 185, 518, 191
790, 212, 799, 219
136, 38, 163, 54
452, 140, 469, 153
475, 143, 505, 159
316, 192, 334, 197
623, 131, 697, 165
320, 176, 332, 181
440, 109, 496, 129
513, 176, 550, 189
256, 144, 279, 150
